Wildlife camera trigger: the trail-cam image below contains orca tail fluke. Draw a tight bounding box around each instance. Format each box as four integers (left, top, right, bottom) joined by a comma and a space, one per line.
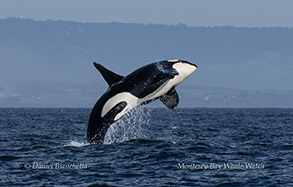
93, 62, 124, 87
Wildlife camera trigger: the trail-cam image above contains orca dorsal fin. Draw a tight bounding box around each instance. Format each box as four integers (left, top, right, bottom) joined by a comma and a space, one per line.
93, 62, 124, 87
159, 87, 179, 109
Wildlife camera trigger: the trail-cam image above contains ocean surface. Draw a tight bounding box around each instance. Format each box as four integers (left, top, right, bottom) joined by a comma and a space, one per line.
0, 108, 292, 186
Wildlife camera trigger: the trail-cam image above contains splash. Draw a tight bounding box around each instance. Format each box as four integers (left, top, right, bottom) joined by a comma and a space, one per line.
104, 106, 153, 144
63, 140, 89, 147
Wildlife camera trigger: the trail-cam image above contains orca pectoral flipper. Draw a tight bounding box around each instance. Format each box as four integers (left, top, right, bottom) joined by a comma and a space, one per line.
159, 87, 179, 109
93, 62, 124, 86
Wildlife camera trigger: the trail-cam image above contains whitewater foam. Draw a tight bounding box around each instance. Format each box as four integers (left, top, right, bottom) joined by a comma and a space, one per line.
63, 140, 90, 147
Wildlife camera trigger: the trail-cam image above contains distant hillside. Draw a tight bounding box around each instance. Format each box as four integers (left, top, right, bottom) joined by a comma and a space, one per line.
0, 18, 293, 107
1, 82, 293, 108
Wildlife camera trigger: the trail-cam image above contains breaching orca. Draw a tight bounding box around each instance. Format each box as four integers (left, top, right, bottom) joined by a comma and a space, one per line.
87, 60, 197, 144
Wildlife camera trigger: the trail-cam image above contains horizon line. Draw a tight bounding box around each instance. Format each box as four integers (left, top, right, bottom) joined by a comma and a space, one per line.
1, 16, 293, 29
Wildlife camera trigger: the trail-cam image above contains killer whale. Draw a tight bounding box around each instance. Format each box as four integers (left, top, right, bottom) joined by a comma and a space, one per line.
87, 60, 197, 144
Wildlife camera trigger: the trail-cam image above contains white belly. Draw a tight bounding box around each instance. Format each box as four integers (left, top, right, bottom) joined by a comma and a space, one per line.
101, 75, 183, 121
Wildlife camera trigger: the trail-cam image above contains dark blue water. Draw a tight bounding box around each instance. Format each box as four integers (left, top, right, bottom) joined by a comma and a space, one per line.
0, 108, 292, 186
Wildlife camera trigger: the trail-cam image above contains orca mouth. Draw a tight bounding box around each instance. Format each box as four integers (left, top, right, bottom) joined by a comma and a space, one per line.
180, 60, 197, 69
191, 63, 198, 69
165, 59, 197, 69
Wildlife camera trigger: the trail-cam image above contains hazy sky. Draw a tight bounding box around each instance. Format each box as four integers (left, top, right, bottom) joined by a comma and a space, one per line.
1, 0, 293, 27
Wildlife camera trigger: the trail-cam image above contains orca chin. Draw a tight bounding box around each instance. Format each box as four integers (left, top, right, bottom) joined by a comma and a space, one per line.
87, 59, 197, 144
